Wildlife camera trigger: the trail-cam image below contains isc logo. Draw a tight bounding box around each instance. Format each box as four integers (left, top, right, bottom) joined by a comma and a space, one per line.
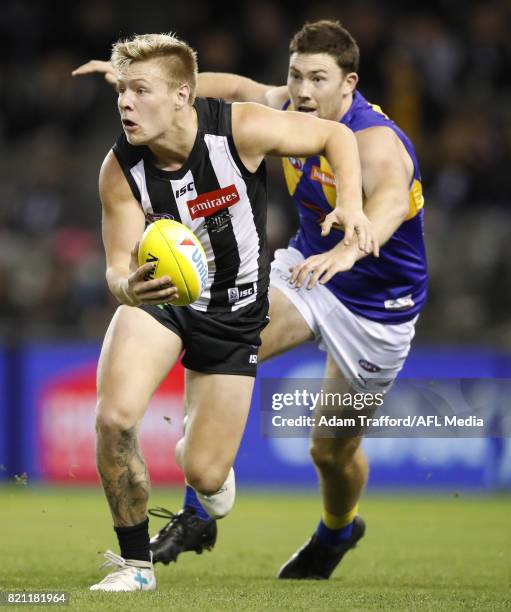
175, 182, 194, 199
249, 354, 258, 364
239, 287, 254, 298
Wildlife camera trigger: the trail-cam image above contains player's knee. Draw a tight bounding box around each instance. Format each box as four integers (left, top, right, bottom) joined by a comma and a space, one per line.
310, 443, 337, 473
95, 400, 139, 437
185, 465, 229, 496
310, 437, 362, 473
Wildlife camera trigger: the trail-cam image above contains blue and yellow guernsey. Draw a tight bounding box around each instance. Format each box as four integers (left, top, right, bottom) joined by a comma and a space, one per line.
283, 91, 427, 324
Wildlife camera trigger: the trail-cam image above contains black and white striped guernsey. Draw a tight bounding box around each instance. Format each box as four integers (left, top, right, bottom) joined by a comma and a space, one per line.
112, 97, 269, 313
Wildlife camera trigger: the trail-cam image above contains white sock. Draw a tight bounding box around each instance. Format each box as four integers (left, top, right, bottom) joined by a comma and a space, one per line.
195, 468, 236, 519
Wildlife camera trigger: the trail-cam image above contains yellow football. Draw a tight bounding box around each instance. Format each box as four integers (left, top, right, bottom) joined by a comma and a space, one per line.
138, 219, 208, 306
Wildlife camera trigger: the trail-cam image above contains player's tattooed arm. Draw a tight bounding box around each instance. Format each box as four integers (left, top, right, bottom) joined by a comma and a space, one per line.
96, 427, 150, 527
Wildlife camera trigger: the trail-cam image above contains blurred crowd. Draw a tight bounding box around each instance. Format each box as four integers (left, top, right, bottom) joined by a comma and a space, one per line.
0, 0, 510, 345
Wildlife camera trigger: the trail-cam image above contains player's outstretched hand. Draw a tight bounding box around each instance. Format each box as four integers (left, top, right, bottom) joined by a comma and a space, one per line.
321, 208, 379, 257
72, 59, 117, 87
119, 243, 179, 306
289, 243, 359, 290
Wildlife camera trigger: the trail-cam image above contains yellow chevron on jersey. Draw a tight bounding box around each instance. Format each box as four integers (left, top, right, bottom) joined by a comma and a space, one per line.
312, 157, 337, 208
406, 178, 424, 220
282, 155, 337, 208
283, 154, 423, 220
281, 96, 423, 222
282, 156, 305, 196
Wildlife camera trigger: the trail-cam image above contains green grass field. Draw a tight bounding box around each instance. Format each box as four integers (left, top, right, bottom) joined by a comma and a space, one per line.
1, 486, 510, 611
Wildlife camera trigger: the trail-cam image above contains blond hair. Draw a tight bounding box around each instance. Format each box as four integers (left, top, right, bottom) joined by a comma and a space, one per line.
111, 33, 198, 102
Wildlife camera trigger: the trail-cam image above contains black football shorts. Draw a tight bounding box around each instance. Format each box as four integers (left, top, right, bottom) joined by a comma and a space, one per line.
140, 296, 269, 376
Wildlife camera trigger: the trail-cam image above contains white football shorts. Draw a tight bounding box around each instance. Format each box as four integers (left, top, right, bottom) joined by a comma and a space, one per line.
270, 247, 418, 393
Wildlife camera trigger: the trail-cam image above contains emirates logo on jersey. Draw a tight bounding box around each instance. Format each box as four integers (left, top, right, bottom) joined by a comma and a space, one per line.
187, 184, 240, 220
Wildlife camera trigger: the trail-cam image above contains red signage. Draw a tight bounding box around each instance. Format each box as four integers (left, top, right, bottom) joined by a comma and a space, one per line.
38, 363, 185, 484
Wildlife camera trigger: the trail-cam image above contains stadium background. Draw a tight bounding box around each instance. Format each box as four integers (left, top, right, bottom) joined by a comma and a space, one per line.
1, 0, 510, 491
1, 2, 510, 608
1, 3, 511, 495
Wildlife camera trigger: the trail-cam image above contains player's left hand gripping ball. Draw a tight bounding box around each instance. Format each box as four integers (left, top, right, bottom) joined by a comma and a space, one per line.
138, 220, 208, 306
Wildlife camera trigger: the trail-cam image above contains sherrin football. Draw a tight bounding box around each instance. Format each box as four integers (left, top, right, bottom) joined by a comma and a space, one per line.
138, 219, 208, 306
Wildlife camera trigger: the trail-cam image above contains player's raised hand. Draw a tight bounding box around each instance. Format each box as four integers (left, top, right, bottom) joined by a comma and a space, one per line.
72, 59, 118, 87
289, 243, 359, 290
119, 243, 178, 306
321, 208, 379, 257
